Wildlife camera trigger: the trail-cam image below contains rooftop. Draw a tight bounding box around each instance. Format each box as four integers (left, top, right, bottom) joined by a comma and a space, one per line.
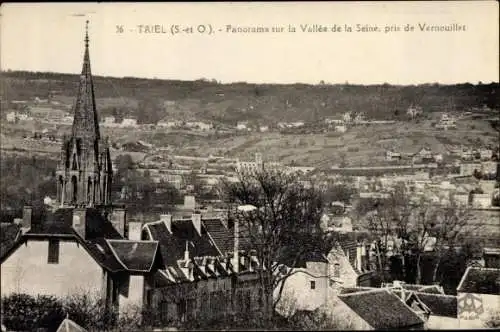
338, 289, 424, 329
457, 267, 500, 295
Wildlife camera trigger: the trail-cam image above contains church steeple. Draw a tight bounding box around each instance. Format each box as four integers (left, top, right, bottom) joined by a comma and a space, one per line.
71, 20, 100, 143
56, 21, 112, 208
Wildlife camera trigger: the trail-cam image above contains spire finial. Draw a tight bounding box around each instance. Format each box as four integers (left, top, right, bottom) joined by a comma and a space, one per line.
85, 20, 89, 47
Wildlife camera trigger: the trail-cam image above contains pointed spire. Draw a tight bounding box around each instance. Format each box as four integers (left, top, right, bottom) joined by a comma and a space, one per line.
71, 20, 100, 143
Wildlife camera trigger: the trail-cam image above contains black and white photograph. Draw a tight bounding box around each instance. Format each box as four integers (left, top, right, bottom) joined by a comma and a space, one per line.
0, 2, 499, 331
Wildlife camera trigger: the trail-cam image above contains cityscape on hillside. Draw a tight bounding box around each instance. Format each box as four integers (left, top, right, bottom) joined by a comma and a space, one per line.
1, 17, 500, 332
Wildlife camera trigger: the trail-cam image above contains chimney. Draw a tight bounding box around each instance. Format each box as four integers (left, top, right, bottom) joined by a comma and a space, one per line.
233, 216, 240, 273
22, 205, 32, 233
128, 221, 142, 241
160, 214, 172, 233
72, 208, 87, 239
109, 207, 127, 237
356, 243, 363, 271
192, 213, 202, 236
184, 241, 190, 261
184, 195, 196, 211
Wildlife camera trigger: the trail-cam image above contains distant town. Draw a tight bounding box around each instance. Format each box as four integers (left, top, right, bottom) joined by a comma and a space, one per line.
1, 24, 499, 332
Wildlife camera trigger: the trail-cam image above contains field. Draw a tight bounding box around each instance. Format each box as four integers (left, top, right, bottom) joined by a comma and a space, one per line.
1, 114, 498, 168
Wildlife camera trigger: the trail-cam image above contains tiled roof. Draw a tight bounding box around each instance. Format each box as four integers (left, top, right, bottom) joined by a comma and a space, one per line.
145, 221, 218, 267
413, 292, 457, 318
0, 223, 21, 258
202, 218, 234, 254
106, 239, 159, 272
338, 289, 424, 329
172, 219, 219, 257
457, 267, 500, 295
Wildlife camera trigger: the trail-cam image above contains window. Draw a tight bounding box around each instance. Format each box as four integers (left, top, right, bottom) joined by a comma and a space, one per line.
310, 280, 316, 290
48, 240, 60, 264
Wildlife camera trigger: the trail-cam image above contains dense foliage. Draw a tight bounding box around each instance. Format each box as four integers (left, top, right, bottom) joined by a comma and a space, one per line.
2, 70, 498, 124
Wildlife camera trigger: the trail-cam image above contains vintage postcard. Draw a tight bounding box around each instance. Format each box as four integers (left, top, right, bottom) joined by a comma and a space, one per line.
0, 2, 499, 331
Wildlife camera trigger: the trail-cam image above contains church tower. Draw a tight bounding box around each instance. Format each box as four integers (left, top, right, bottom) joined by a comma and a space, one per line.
56, 21, 113, 208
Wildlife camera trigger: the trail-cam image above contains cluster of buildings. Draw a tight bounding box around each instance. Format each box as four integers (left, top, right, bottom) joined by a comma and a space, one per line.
2, 25, 499, 331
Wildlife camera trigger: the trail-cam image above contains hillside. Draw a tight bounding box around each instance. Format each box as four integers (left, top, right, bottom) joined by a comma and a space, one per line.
1, 70, 499, 125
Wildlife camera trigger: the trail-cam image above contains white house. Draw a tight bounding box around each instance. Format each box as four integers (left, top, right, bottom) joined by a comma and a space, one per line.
121, 118, 138, 128
236, 122, 248, 131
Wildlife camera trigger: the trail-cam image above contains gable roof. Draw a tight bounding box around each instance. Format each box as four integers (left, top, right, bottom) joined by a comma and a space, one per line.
56, 318, 87, 332
106, 239, 160, 272
412, 292, 458, 318
457, 267, 500, 295
338, 289, 424, 329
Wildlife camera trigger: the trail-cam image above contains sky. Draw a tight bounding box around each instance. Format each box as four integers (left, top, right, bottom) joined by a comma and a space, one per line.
1, 2, 498, 85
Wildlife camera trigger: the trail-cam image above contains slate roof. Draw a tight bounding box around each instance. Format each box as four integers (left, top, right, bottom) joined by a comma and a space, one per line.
412, 292, 458, 318
0, 223, 21, 258
106, 240, 159, 272
172, 219, 218, 257
27, 207, 122, 240
144, 220, 218, 268
457, 267, 500, 295
338, 289, 425, 329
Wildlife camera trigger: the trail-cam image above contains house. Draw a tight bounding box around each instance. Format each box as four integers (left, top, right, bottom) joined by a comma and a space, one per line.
407, 105, 423, 119
236, 121, 248, 131
456, 267, 500, 328
335, 288, 425, 330
157, 120, 181, 128
120, 118, 137, 127
480, 148, 493, 161
0, 206, 162, 316
460, 162, 481, 176
6, 111, 17, 122
412, 147, 434, 164
259, 125, 269, 132
386, 150, 402, 162
334, 125, 347, 133
1, 28, 165, 319
274, 252, 330, 316
140, 212, 262, 324
324, 117, 343, 125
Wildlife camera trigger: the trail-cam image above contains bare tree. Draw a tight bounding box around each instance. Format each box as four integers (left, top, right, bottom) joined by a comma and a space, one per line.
429, 200, 478, 283
222, 169, 326, 321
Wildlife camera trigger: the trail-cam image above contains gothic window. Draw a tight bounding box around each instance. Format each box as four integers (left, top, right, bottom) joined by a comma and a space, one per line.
48, 240, 60, 264
72, 155, 78, 170
71, 176, 78, 204
87, 177, 92, 204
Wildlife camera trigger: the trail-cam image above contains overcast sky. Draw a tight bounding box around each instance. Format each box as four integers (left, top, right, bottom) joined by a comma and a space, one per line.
1, 2, 498, 85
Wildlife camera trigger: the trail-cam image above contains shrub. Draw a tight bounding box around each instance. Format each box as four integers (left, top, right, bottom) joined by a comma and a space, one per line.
1, 293, 65, 332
